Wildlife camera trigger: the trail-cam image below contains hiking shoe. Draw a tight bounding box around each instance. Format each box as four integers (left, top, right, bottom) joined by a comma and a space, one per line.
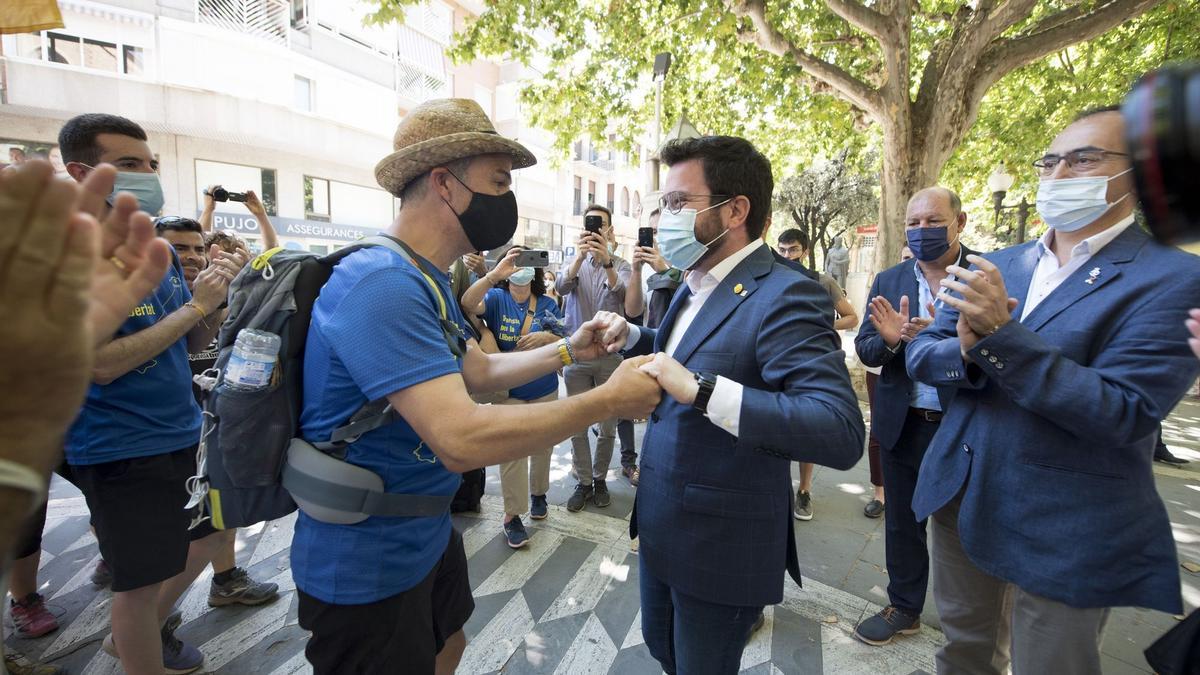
208, 567, 279, 607
530, 494, 548, 520
592, 479, 611, 507
621, 465, 640, 486
863, 499, 885, 519
854, 606, 921, 646
793, 489, 813, 521
91, 559, 112, 587
10, 593, 58, 638
504, 516, 530, 549
4, 650, 65, 675
161, 619, 204, 674
566, 483, 593, 512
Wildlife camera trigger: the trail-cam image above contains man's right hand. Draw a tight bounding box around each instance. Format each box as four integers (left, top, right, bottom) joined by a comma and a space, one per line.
203, 185, 219, 210
244, 190, 267, 218
463, 252, 487, 277
601, 355, 662, 420
190, 245, 238, 312
868, 295, 908, 348
633, 246, 670, 273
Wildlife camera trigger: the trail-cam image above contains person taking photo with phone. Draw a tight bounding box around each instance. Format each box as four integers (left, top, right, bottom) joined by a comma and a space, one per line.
460, 245, 565, 548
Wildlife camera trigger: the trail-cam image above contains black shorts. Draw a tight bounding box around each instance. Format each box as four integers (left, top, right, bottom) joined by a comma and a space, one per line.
71, 446, 215, 592
297, 527, 475, 675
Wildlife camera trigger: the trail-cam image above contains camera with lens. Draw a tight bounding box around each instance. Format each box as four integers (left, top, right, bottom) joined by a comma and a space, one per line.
206, 185, 248, 203
1122, 62, 1199, 246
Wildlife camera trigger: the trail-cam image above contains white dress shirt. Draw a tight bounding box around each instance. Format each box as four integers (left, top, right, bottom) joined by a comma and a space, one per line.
624, 240, 765, 437
1020, 215, 1134, 321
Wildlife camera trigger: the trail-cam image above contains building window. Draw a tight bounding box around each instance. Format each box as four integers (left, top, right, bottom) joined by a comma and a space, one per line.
294, 75, 314, 112
196, 159, 279, 216
123, 46, 145, 76
607, 184, 615, 214
573, 176, 582, 216
305, 176, 331, 221
587, 180, 596, 207
304, 175, 394, 227
309, 244, 329, 255
621, 188, 630, 217
290, 0, 309, 28
573, 141, 583, 161
25, 31, 145, 75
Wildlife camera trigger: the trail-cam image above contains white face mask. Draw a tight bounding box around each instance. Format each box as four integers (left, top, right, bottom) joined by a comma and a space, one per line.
656, 200, 731, 270
1036, 168, 1132, 233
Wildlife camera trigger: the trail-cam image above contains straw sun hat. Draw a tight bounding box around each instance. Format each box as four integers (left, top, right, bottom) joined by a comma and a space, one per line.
374, 98, 537, 196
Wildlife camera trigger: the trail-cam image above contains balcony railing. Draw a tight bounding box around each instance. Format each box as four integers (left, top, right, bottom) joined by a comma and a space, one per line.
197, 0, 290, 46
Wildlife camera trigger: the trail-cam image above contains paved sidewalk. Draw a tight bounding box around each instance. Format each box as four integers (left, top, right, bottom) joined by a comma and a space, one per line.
6, 398, 1198, 673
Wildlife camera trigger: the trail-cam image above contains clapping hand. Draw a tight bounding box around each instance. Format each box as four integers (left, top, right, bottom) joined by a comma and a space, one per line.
569, 310, 629, 360
73, 163, 173, 345
938, 255, 1019, 356
898, 302, 937, 343
868, 295, 908, 348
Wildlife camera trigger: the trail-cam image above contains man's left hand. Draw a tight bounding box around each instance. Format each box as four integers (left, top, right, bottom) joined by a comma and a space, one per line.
638, 353, 699, 406
586, 233, 611, 266
938, 255, 1018, 338
570, 310, 628, 360
245, 190, 267, 218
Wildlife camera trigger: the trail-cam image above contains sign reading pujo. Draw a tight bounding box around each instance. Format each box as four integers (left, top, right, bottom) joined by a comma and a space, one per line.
204, 212, 381, 243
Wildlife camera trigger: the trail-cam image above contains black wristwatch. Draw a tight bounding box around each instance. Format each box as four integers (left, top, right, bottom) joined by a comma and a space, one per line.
693, 372, 717, 413
602, 260, 614, 269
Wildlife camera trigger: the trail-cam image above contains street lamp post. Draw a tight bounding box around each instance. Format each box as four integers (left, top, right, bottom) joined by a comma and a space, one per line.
650, 52, 672, 192
987, 165, 1031, 243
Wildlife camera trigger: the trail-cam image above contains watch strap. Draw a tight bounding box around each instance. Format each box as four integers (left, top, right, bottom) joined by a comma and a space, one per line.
693, 372, 717, 413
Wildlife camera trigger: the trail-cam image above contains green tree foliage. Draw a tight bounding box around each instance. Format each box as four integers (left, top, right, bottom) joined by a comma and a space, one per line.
366, 0, 1173, 266
773, 148, 878, 270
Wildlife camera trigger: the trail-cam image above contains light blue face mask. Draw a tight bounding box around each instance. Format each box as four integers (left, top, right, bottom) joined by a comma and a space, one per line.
508, 268, 535, 286
656, 199, 731, 270
82, 164, 165, 215
1036, 168, 1131, 233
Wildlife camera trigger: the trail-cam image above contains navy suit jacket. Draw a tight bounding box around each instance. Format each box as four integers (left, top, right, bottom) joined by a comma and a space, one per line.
626, 244, 865, 607
906, 225, 1200, 613
854, 247, 976, 450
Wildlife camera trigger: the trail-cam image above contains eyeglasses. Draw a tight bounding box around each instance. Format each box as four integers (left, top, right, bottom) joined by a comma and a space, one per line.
658, 191, 733, 215
1032, 149, 1129, 176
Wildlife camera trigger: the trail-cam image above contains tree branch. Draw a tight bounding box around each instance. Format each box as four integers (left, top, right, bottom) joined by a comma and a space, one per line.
727, 0, 883, 117
823, 0, 890, 42
981, 0, 1040, 40
981, 0, 1163, 80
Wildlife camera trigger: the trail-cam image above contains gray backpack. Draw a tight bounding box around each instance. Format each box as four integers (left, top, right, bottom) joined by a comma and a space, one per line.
192, 235, 463, 530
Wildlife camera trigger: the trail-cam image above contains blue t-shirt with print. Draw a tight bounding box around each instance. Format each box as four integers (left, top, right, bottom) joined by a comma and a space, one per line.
482, 288, 563, 401
292, 245, 470, 605
66, 255, 201, 466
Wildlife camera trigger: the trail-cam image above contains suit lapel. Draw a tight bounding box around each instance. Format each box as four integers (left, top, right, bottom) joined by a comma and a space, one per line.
670, 246, 773, 364
1004, 243, 1039, 320
653, 283, 692, 352
1020, 225, 1146, 332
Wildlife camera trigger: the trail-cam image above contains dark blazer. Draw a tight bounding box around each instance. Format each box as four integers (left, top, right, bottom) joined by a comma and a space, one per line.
626, 244, 864, 607
854, 246, 976, 451
906, 225, 1200, 613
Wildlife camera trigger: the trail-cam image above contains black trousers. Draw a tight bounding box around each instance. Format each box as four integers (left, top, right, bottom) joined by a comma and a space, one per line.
880, 413, 940, 615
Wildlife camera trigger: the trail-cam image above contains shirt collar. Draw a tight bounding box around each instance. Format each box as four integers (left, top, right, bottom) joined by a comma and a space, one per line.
912, 244, 967, 285
1036, 213, 1135, 260
686, 240, 766, 294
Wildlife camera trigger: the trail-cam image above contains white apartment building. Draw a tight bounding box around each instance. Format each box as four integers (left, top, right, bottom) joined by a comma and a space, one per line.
0, 0, 655, 263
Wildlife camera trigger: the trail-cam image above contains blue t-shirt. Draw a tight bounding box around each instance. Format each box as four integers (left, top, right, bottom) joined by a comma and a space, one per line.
482, 288, 563, 401
66, 256, 201, 466
292, 246, 470, 604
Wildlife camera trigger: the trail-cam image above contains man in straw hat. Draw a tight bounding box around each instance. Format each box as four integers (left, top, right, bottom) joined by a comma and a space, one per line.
290, 98, 662, 674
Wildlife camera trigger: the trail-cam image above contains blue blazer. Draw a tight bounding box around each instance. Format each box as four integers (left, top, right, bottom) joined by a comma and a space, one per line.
906, 225, 1200, 613
854, 247, 976, 451
626, 244, 865, 607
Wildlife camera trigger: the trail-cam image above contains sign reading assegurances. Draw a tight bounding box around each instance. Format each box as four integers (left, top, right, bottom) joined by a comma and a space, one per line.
206, 212, 381, 243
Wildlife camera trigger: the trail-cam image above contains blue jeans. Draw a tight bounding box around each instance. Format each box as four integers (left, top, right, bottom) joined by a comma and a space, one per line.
639, 556, 762, 675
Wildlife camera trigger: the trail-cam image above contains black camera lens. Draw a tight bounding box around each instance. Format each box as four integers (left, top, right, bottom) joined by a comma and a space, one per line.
209, 186, 229, 202
1123, 62, 1200, 245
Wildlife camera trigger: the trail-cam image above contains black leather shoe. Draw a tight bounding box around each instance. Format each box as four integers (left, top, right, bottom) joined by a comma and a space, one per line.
1155, 449, 1190, 465
863, 499, 885, 519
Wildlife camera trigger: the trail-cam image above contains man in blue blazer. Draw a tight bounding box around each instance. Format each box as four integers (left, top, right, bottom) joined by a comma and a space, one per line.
853, 186, 978, 646
615, 136, 865, 674
907, 108, 1200, 673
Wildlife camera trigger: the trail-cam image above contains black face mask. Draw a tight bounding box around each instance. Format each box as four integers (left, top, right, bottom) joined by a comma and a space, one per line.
442, 171, 519, 251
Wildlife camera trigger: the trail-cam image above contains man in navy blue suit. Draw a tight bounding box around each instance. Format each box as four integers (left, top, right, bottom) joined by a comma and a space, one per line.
612, 136, 865, 674
907, 108, 1200, 673
853, 186, 978, 647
